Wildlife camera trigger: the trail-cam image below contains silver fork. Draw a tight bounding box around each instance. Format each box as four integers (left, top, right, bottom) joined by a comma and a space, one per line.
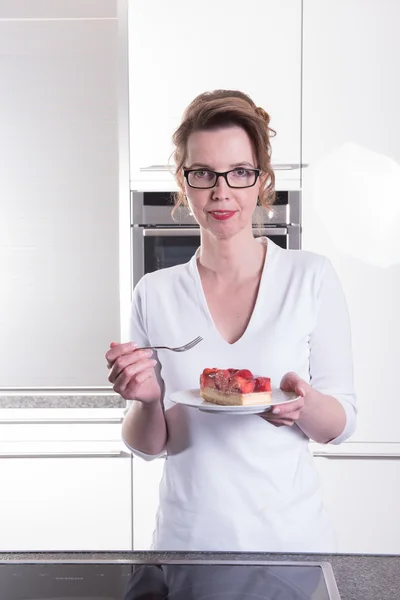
137, 335, 203, 353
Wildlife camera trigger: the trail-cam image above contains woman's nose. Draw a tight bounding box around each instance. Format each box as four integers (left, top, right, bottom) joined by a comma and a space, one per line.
211, 174, 230, 200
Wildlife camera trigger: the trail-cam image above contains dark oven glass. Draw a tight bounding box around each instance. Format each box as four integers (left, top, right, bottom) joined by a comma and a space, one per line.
144, 231, 288, 273
144, 233, 200, 273
142, 191, 289, 207
143, 230, 288, 275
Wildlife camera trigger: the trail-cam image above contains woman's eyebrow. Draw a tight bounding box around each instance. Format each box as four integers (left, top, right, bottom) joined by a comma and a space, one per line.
186, 162, 255, 169
229, 162, 255, 168
186, 163, 214, 169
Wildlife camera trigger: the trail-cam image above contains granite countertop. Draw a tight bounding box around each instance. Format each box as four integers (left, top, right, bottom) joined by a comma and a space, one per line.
0, 551, 399, 600
0, 394, 124, 409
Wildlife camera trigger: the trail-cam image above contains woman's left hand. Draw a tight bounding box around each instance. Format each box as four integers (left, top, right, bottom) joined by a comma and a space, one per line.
261, 372, 308, 427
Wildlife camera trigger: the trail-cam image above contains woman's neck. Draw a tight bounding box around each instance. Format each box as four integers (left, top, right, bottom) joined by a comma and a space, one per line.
198, 229, 266, 283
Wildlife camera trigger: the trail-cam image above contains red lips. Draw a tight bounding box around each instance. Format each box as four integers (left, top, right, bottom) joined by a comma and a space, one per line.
208, 211, 236, 221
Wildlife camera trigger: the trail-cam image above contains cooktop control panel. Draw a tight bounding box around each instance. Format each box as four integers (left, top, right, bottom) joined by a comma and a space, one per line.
0, 560, 341, 600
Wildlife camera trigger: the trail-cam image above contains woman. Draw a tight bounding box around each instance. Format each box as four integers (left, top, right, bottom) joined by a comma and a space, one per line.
106, 90, 357, 552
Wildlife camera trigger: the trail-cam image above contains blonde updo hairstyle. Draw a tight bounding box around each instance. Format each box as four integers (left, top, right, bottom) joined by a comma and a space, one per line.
172, 90, 276, 218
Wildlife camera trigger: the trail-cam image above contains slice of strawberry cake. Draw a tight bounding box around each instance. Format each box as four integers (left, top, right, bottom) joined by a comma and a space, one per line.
199, 368, 272, 406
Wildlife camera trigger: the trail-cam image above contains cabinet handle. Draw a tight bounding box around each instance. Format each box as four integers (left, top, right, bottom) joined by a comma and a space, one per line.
0, 418, 123, 425
314, 452, 400, 458
140, 165, 174, 172
0, 451, 129, 458
140, 163, 308, 172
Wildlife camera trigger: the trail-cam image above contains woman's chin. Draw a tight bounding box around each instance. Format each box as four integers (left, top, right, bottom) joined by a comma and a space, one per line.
203, 223, 249, 241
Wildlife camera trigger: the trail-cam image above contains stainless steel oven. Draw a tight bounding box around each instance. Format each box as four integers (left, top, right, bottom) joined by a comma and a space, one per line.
131, 190, 301, 289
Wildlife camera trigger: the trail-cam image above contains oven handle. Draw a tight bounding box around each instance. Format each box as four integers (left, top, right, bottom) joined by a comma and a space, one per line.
142, 227, 288, 237
256, 227, 288, 236
142, 228, 200, 237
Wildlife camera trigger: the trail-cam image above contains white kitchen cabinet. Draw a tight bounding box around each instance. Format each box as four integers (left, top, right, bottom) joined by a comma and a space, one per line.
0, 408, 132, 552
313, 454, 400, 554
127, 0, 301, 187
132, 457, 164, 549
0, 5, 120, 389
302, 0, 400, 442
0, 455, 132, 551
303, 0, 400, 166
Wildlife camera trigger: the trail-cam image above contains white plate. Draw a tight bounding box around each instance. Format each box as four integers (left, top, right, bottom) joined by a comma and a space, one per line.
169, 388, 300, 415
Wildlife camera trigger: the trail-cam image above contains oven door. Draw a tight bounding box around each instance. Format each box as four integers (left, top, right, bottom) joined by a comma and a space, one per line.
132, 228, 201, 287
131, 226, 298, 288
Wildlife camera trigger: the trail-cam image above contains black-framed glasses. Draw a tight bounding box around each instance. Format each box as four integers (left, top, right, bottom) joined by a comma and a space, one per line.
183, 167, 261, 189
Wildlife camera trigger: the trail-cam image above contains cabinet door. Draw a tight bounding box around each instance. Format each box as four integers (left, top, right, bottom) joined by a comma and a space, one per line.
303, 0, 400, 165
0, 457, 132, 551
314, 457, 400, 554
132, 457, 164, 549
0, 14, 119, 389
128, 0, 301, 185
302, 0, 400, 442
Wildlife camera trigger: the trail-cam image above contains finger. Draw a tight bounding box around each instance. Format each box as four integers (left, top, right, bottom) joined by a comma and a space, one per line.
271, 397, 305, 416
106, 342, 120, 368
280, 371, 300, 392
108, 347, 152, 379
135, 367, 156, 385
280, 372, 307, 397
108, 352, 157, 383
260, 416, 294, 427
272, 419, 294, 426
270, 411, 301, 423
112, 358, 157, 389
114, 364, 157, 398
117, 370, 157, 400
105, 341, 138, 367
109, 352, 154, 383
106, 341, 138, 365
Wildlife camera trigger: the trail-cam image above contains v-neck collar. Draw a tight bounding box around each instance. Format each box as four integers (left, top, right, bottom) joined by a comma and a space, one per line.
189, 237, 280, 346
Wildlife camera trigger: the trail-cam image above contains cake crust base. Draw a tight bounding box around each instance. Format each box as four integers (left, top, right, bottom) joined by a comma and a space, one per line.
200, 387, 272, 407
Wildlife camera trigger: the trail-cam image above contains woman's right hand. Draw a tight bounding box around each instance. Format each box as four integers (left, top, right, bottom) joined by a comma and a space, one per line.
105, 341, 161, 404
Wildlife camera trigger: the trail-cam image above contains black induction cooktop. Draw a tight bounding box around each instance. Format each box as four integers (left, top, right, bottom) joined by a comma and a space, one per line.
0, 560, 342, 600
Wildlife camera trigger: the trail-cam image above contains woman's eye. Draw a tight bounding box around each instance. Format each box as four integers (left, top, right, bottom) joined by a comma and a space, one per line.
232, 168, 249, 177
193, 170, 212, 179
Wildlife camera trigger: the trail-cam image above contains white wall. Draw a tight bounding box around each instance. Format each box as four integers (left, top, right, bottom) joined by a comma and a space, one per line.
0, 0, 119, 389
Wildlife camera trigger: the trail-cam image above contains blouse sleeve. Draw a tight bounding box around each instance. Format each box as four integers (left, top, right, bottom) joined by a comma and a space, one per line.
123, 275, 166, 460
309, 258, 357, 444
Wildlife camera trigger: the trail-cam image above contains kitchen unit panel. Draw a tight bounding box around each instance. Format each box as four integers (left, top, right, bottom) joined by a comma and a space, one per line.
0, 456, 132, 551
132, 457, 164, 549
302, 0, 400, 442
127, 0, 301, 187
303, 0, 400, 166
0, 15, 119, 389
314, 455, 400, 554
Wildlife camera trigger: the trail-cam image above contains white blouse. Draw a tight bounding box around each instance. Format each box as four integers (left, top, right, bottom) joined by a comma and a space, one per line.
124, 239, 357, 552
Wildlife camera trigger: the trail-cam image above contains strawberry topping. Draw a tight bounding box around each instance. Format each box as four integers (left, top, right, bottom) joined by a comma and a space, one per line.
235, 369, 253, 379
228, 375, 255, 394
214, 369, 231, 391
254, 377, 271, 392
203, 368, 219, 376
200, 368, 269, 394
